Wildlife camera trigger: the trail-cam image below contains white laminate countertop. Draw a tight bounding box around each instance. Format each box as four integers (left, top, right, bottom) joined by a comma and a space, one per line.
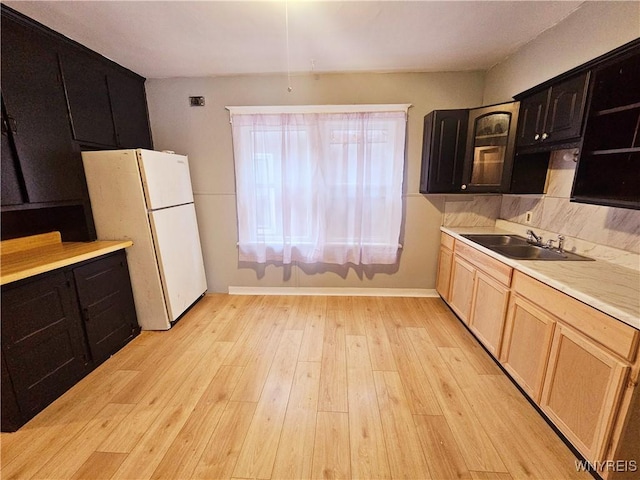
442, 226, 640, 331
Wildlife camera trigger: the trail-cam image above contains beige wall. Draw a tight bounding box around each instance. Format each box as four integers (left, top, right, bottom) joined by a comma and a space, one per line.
483, 1, 640, 252
483, 1, 640, 104
146, 72, 485, 292
146, 1, 640, 293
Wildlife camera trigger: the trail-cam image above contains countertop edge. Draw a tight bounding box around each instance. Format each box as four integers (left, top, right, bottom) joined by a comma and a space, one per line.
1, 240, 133, 286
441, 226, 640, 331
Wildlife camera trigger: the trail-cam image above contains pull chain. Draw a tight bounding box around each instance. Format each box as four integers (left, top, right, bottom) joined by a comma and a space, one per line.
285, 0, 292, 92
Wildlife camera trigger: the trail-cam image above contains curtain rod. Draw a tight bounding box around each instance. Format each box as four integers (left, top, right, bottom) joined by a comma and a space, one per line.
226, 104, 412, 115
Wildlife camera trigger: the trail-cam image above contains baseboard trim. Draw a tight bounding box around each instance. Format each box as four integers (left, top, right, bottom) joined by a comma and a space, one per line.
227, 287, 439, 297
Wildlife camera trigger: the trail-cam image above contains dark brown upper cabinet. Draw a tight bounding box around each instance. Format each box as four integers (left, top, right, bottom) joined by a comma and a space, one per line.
0, 13, 86, 204
59, 50, 118, 147
1, 5, 153, 241
515, 72, 590, 151
572, 44, 640, 210
461, 102, 519, 193
419, 109, 468, 193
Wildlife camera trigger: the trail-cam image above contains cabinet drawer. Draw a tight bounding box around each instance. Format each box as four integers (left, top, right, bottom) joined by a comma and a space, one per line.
454, 240, 512, 286
441, 232, 455, 251
512, 271, 638, 361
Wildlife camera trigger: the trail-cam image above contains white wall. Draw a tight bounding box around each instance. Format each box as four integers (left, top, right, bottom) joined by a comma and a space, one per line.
146, 72, 485, 292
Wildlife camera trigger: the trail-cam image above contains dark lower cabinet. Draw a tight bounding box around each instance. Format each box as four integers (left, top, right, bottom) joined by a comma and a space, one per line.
73, 251, 139, 365
1, 250, 139, 432
1, 271, 89, 425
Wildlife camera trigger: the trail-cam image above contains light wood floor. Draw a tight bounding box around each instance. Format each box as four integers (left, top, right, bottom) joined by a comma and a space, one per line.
1, 294, 590, 480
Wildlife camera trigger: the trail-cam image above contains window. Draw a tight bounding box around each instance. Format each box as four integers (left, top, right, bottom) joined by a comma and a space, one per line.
228, 105, 409, 265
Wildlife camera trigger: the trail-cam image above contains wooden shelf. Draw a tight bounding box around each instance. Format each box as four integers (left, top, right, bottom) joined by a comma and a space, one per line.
588, 147, 640, 156
593, 102, 640, 117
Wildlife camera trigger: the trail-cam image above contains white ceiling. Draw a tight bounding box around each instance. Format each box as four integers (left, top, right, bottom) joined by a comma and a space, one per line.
3, 1, 585, 79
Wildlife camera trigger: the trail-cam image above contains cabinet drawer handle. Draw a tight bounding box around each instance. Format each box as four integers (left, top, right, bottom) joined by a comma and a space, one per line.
534, 133, 540, 141
541, 132, 548, 140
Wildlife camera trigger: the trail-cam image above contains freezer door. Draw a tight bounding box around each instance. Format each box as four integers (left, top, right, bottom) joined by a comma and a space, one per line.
137, 149, 195, 210
149, 203, 207, 321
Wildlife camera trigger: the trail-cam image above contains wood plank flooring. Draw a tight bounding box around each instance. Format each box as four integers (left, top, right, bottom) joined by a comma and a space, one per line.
1, 294, 591, 480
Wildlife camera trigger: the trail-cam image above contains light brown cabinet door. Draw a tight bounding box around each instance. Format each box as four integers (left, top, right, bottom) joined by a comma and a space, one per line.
500, 295, 555, 402
436, 246, 454, 301
541, 324, 629, 462
449, 255, 475, 324
468, 270, 510, 357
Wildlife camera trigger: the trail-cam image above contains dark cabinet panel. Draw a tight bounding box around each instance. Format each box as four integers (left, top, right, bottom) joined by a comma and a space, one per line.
0, 15, 85, 204
73, 250, 140, 365
517, 90, 547, 147
59, 51, 117, 147
1, 102, 24, 206
419, 109, 468, 193
515, 72, 589, 150
1, 271, 89, 423
462, 102, 519, 193
544, 72, 590, 143
572, 46, 640, 210
108, 74, 153, 149
1, 250, 140, 431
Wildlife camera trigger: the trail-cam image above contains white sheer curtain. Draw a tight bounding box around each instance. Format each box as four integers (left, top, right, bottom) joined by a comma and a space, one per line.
229, 105, 408, 265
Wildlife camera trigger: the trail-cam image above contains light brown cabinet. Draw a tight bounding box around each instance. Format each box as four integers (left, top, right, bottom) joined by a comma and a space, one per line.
500, 295, 555, 402
446, 239, 512, 354
435, 233, 454, 301
448, 255, 475, 324
437, 234, 640, 476
541, 323, 629, 463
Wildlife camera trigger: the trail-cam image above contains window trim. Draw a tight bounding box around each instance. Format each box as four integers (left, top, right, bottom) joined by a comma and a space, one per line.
226, 104, 411, 116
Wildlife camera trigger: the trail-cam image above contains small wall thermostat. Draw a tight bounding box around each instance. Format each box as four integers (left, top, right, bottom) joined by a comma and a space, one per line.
189, 96, 205, 106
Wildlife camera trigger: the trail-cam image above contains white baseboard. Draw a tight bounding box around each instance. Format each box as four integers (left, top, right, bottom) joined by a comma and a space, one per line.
227, 286, 439, 297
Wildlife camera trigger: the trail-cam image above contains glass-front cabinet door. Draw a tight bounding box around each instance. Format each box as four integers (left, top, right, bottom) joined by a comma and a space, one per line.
462, 102, 519, 193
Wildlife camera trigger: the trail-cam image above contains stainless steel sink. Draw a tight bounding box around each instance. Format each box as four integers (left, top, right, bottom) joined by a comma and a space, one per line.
461, 234, 529, 247
461, 234, 594, 261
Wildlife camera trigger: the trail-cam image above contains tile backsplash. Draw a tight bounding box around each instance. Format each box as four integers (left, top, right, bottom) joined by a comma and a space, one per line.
500, 149, 640, 254
440, 149, 639, 254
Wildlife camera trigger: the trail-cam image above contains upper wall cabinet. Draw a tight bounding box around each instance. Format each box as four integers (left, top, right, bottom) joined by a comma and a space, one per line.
462, 102, 519, 193
1, 5, 153, 240
419, 109, 468, 193
1, 14, 86, 204
420, 102, 533, 194
515, 72, 590, 151
572, 45, 640, 210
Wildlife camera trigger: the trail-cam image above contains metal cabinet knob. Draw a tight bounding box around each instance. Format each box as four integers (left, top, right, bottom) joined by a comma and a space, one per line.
534, 133, 540, 140
541, 132, 549, 140
461, 184, 467, 190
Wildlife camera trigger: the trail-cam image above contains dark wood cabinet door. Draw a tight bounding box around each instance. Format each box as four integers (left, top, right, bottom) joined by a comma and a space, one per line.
0, 15, 85, 203
59, 51, 117, 147
1, 271, 89, 422
1, 351, 22, 432
420, 109, 468, 193
108, 73, 153, 149
516, 89, 548, 147
73, 251, 139, 365
1, 102, 24, 206
544, 72, 590, 143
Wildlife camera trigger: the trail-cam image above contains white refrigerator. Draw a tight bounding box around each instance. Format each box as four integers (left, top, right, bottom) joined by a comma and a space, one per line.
82, 149, 207, 330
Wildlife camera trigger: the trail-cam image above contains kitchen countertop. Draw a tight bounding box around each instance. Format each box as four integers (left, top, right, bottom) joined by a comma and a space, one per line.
442, 225, 640, 330
1, 232, 133, 286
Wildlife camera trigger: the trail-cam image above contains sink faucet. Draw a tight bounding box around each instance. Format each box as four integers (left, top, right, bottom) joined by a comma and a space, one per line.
526, 229, 543, 246
546, 234, 565, 252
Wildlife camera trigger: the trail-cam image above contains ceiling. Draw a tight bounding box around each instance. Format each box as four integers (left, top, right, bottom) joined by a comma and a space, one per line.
3, 1, 585, 79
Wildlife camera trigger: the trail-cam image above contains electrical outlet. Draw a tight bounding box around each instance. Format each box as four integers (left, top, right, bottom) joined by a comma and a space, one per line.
525, 211, 533, 224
